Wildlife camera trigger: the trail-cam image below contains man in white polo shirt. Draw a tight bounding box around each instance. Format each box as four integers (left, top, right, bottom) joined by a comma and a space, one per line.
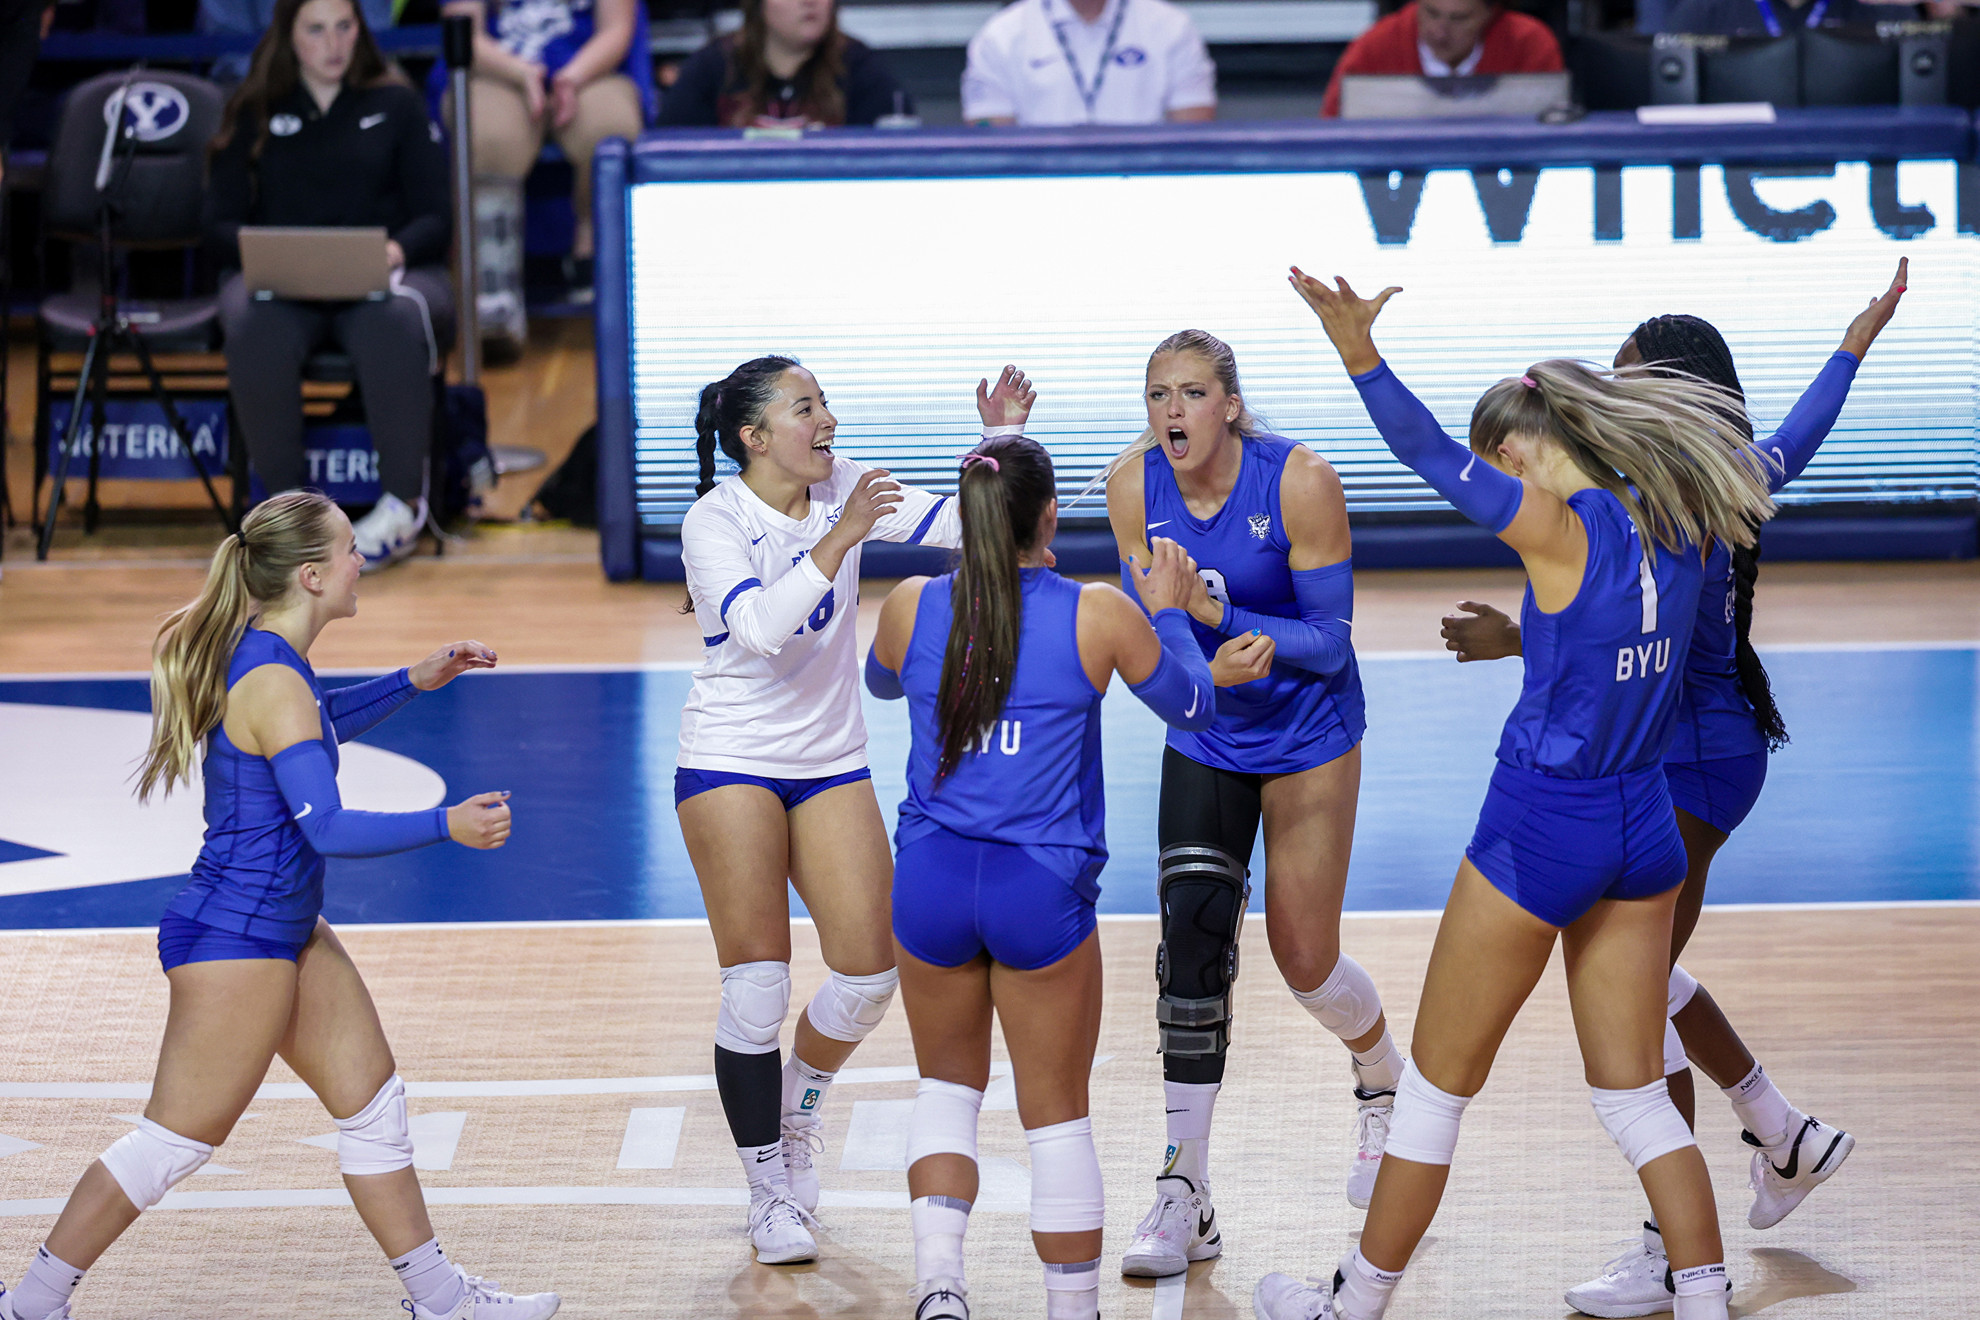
962, 0, 1217, 125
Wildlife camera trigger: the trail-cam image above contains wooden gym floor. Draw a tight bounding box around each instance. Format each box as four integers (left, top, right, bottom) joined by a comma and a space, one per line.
0, 324, 1976, 1318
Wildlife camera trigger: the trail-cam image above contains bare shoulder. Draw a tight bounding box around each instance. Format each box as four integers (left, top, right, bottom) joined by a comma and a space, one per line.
1105, 453, 1148, 551
1078, 579, 1142, 626
229, 661, 317, 710
225, 662, 321, 757
1280, 442, 1345, 507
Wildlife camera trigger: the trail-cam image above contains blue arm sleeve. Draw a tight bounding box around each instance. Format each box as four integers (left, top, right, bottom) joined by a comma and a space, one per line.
269, 739, 450, 858
864, 645, 904, 700
1350, 361, 1523, 534
1750, 351, 1859, 495
324, 669, 417, 743
1128, 609, 1216, 732
1221, 560, 1355, 677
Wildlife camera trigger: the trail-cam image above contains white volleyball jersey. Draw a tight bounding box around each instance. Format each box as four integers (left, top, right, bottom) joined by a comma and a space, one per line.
678, 457, 961, 777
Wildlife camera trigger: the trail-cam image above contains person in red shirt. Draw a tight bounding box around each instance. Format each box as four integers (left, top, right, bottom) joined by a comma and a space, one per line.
1320, 0, 1563, 116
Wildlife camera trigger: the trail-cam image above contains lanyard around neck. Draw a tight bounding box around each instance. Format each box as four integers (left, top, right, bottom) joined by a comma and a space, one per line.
1049, 0, 1130, 120
1749, 0, 1830, 37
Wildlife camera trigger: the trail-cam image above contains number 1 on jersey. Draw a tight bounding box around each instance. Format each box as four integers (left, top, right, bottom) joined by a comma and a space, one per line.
795, 589, 837, 637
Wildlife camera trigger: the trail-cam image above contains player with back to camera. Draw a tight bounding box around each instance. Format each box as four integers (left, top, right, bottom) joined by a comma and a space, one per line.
865, 435, 1218, 1320
1436, 262, 1907, 1319
0, 491, 550, 1320
1252, 268, 1780, 1320
675, 356, 1037, 1265
1095, 329, 1397, 1279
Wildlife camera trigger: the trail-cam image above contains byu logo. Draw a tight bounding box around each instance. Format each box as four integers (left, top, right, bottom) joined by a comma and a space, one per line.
1248, 512, 1271, 540
106, 82, 191, 142
1113, 46, 1147, 65
270, 113, 303, 137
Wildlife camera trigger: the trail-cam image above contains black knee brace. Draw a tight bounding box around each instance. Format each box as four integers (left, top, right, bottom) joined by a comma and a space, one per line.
1156, 843, 1251, 1062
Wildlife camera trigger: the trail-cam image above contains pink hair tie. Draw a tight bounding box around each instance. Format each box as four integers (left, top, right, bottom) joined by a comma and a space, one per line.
1520, 375, 1538, 388
960, 453, 1001, 473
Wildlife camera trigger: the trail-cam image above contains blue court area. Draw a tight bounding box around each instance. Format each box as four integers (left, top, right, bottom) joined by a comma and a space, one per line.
0, 646, 1973, 930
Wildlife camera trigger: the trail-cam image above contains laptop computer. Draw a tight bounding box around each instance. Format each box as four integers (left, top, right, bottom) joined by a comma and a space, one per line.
239, 226, 393, 301
1339, 72, 1574, 119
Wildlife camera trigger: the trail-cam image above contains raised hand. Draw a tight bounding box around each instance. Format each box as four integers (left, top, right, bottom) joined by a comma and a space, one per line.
832, 467, 906, 542
1128, 536, 1199, 614
977, 364, 1037, 429
1839, 257, 1908, 361
1440, 601, 1521, 663
1209, 631, 1274, 687
410, 640, 499, 691
448, 790, 512, 849
1287, 266, 1402, 376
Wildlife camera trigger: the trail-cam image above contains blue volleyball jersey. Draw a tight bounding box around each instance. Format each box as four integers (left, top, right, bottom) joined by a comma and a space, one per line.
1142, 437, 1365, 775
1665, 541, 1767, 763
1498, 489, 1705, 779
163, 629, 337, 944
895, 568, 1107, 862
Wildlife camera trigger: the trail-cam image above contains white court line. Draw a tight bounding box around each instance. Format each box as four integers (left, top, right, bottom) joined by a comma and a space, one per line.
0, 1185, 931, 1217
1153, 1273, 1186, 1320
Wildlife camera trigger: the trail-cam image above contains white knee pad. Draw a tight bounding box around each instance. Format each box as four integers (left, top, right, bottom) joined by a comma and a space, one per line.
1383, 1060, 1472, 1165
1668, 964, 1700, 1016
336, 1073, 415, 1175
1664, 1017, 1689, 1077
805, 967, 898, 1044
1025, 1117, 1104, 1234
715, 960, 792, 1055
1591, 1079, 1698, 1170
99, 1117, 212, 1211
906, 1077, 985, 1167
1290, 953, 1384, 1042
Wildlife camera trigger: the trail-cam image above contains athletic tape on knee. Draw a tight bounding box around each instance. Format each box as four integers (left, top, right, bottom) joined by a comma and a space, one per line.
1156, 843, 1249, 1058
715, 960, 792, 1055
1664, 1018, 1689, 1077
1025, 1117, 1104, 1234
336, 1073, 415, 1176
1290, 953, 1384, 1043
1591, 1079, 1698, 1171
99, 1117, 213, 1211
1383, 1060, 1472, 1166
805, 967, 898, 1044
905, 1077, 985, 1167
1667, 963, 1700, 1016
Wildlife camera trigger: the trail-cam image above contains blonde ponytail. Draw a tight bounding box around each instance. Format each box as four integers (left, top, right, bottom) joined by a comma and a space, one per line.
136, 492, 340, 801
1469, 360, 1773, 557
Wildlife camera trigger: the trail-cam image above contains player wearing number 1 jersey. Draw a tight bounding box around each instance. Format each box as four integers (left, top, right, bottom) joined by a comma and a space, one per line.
675, 356, 1034, 1265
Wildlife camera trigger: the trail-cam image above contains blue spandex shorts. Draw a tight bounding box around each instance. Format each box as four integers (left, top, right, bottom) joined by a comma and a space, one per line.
1664, 751, 1768, 835
1466, 761, 1688, 928
158, 913, 307, 972
892, 823, 1105, 972
673, 766, 871, 811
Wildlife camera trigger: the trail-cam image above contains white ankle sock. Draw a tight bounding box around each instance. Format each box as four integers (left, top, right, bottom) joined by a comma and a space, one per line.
738, 1141, 787, 1195
1351, 1032, 1404, 1097
911, 1194, 971, 1282
1721, 1064, 1793, 1147
389, 1238, 467, 1317
1335, 1247, 1404, 1320
1042, 1257, 1100, 1320
1672, 1263, 1730, 1319
11, 1245, 85, 1320
782, 1055, 834, 1127
1161, 1081, 1218, 1184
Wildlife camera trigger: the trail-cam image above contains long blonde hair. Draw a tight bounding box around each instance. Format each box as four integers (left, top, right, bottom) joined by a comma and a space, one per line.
1470, 359, 1774, 556
136, 492, 341, 801
1087, 329, 1267, 498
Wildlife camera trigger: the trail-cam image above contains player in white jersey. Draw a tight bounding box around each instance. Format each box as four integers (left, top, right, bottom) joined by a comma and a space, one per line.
676, 354, 1035, 1264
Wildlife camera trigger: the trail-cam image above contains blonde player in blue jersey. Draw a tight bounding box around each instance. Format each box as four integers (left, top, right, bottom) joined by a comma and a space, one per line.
675, 356, 1035, 1264
1095, 329, 1396, 1279
1251, 271, 1777, 1320
0, 492, 548, 1320
864, 435, 1216, 1320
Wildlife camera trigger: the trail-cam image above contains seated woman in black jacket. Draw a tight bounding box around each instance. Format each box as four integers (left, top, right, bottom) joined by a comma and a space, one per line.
206, 0, 453, 571
657, 0, 911, 127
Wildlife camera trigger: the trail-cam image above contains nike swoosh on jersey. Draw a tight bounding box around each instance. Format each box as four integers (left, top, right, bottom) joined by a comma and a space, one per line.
1147, 519, 1173, 529
1184, 689, 1200, 718
296, 802, 314, 819
751, 533, 767, 545
359, 113, 387, 129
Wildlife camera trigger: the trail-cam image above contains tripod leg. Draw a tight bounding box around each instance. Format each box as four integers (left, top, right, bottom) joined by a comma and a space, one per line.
83, 330, 107, 535
131, 329, 234, 534
37, 328, 101, 559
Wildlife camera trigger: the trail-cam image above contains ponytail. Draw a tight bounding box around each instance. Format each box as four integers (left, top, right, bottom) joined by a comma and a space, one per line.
136, 491, 340, 801
681, 354, 800, 614
935, 436, 1055, 781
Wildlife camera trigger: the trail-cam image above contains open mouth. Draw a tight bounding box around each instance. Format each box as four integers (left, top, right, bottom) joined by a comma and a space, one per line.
1164, 427, 1189, 460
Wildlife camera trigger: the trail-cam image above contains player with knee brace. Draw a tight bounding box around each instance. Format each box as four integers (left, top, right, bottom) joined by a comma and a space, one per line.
1251, 270, 1786, 1320
1436, 267, 1907, 1317
865, 436, 1216, 1320
0, 492, 544, 1320
1093, 328, 1395, 1278
677, 357, 1036, 1264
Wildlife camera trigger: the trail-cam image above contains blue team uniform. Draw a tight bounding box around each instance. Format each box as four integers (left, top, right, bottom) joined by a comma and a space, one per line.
159, 629, 442, 970
890, 568, 1109, 972
1142, 438, 1365, 776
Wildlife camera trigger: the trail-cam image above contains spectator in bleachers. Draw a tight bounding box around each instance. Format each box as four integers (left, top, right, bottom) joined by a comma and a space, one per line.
201, 0, 392, 83
656, 0, 911, 127
206, 0, 453, 570
1656, 0, 1887, 35
1320, 0, 1561, 116
960, 0, 1215, 125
